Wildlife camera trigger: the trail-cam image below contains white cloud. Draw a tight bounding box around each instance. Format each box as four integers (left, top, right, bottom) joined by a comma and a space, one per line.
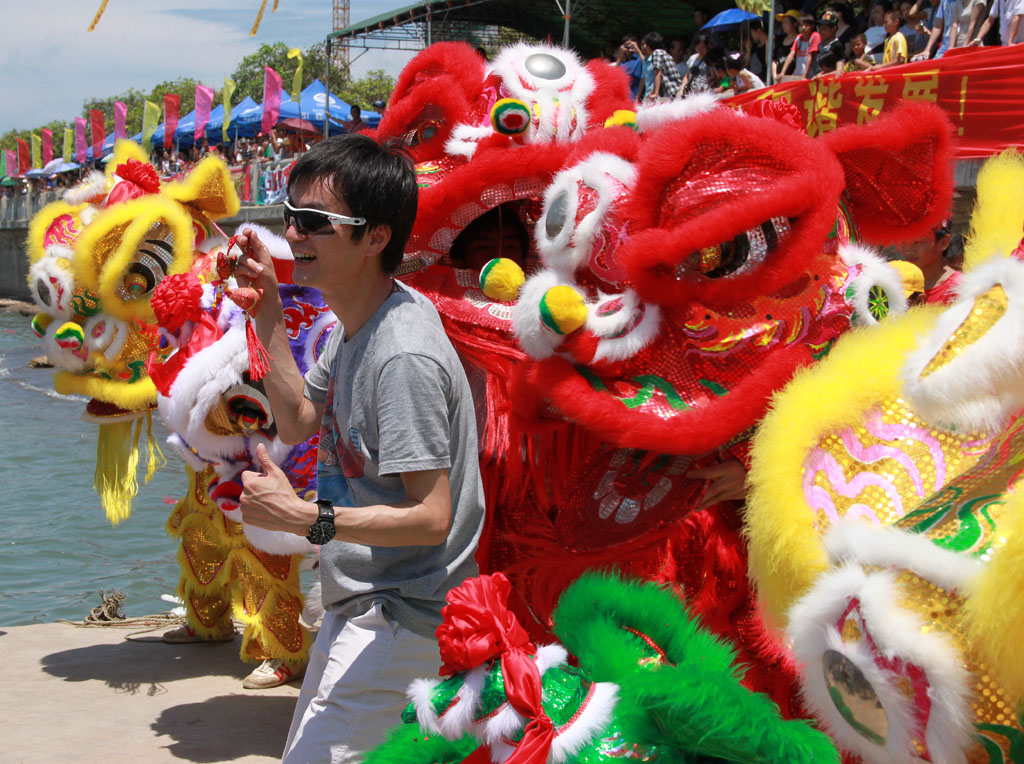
0, 0, 419, 133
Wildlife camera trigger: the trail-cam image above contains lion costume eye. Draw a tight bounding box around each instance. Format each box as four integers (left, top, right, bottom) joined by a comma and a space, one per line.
118, 224, 176, 300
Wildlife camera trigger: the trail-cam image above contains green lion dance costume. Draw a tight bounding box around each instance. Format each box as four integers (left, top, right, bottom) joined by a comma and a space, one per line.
365, 572, 837, 764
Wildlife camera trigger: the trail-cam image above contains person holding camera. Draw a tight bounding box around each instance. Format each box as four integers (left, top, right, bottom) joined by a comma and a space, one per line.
614, 34, 646, 101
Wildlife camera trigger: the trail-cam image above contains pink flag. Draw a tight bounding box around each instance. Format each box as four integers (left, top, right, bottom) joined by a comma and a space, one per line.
41, 129, 53, 165
261, 66, 282, 134
194, 84, 215, 141
75, 117, 88, 163
90, 109, 106, 159
3, 149, 16, 178
114, 101, 128, 140
164, 93, 180, 149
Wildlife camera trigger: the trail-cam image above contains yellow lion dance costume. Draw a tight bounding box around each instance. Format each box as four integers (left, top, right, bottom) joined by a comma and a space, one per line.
27, 142, 310, 684
746, 151, 1024, 764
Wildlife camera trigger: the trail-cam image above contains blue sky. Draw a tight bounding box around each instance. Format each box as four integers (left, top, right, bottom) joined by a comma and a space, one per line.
0, 0, 418, 133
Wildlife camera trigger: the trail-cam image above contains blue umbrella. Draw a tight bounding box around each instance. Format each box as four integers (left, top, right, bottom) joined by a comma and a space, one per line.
702, 8, 760, 31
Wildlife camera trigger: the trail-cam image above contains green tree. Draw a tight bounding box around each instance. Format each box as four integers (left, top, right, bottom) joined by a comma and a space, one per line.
335, 69, 395, 110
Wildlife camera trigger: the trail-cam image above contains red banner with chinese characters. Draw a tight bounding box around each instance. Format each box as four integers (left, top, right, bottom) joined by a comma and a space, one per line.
726, 45, 1024, 160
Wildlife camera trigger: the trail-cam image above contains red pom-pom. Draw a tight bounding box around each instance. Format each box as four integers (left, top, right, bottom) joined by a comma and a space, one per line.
436, 573, 535, 676
116, 159, 161, 193
743, 99, 803, 132
151, 273, 203, 331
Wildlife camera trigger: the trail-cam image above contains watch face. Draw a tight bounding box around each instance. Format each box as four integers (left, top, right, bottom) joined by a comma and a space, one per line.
307, 521, 335, 545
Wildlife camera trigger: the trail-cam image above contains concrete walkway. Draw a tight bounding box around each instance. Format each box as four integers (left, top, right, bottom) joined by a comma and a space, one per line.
2, 621, 300, 763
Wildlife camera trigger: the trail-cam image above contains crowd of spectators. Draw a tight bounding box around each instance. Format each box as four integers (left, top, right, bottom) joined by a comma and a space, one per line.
607, 0, 1023, 97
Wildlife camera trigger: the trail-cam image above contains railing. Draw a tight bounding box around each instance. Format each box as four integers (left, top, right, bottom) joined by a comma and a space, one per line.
0, 158, 300, 227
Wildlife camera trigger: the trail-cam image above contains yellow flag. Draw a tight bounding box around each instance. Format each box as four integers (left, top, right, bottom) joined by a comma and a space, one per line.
287, 48, 303, 104
142, 100, 161, 153
31, 133, 42, 169
64, 128, 74, 164
223, 78, 237, 143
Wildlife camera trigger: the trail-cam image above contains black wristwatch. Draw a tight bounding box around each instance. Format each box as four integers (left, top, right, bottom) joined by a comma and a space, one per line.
306, 499, 336, 545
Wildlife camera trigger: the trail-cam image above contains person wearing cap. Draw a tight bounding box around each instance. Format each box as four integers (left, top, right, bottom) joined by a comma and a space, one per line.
810, 10, 847, 75
773, 10, 801, 79
780, 14, 822, 78
372, 99, 387, 118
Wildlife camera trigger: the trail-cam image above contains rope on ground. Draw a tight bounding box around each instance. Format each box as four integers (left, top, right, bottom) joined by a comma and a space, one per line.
54, 589, 188, 639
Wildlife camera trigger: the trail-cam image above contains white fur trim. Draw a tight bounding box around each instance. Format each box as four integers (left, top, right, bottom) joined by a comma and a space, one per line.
29, 254, 76, 321
242, 524, 314, 555
63, 173, 106, 205
550, 682, 618, 764
789, 531, 975, 764
410, 677, 443, 732
587, 291, 661, 364
445, 125, 493, 159
512, 269, 576, 359
825, 520, 981, 591
42, 316, 89, 372
839, 242, 909, 325
902, 255, 1024, 433
536, 152, 636, 275
163, 432, 208, 472
83, 314, 130, 362
441, 664, 486, 739
490, 44, 593, 143
635, 93, 719, 133
232, 223, 293, 261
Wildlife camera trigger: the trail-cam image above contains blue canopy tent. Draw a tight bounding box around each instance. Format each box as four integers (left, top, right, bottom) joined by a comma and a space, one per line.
277, 79, 380, 131
207, 96, 260, 141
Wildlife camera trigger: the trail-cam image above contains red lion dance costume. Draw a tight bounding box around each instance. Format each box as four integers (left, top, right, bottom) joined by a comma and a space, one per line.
372, 42, 955, 717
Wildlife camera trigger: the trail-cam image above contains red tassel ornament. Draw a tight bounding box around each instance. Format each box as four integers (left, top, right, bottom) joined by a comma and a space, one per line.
219, 236, 273, 381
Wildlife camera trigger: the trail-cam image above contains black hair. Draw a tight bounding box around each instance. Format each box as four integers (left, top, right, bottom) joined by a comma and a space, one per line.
725, 52, 745, 71
642, 31, 665, 50
350, 104, 361, 116
705, 45, 727, 66
621, 32, 639, 44
818, 49, 839, 70
287, 134, 418, 274
750, 18, 765, 32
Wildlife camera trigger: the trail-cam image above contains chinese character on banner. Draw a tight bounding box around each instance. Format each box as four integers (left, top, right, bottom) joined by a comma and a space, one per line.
902, 71, 940, 102
804, 79, 843, 137
853, 76, 889, 125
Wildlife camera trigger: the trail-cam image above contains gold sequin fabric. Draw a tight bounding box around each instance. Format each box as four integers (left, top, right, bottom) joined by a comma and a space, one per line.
921, 284, 1008, 378
805, 397, 1024, 558
167, 466, 310, 662
889, 568, 1023, 762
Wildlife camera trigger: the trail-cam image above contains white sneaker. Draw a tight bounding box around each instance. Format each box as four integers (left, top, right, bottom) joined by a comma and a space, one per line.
242, 658, 305, 689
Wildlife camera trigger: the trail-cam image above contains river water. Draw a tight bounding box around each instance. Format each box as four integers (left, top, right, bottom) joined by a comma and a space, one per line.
0, 309, 190, 626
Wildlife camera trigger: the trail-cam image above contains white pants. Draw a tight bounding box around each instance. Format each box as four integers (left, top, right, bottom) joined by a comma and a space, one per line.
281, 602, 440, 764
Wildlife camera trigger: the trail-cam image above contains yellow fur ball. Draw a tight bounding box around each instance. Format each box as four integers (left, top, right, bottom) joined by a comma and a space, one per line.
479, 258, 525, 302
539, 285, 587, 335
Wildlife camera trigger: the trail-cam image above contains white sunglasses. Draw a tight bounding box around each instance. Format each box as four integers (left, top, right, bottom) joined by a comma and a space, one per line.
283, 199, 367, 235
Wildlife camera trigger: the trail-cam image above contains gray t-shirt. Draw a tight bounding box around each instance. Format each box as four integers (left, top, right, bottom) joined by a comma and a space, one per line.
304, 283, 484, 639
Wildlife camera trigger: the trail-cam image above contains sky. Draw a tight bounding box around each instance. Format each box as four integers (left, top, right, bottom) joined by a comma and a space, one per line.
0, 0, 420, 133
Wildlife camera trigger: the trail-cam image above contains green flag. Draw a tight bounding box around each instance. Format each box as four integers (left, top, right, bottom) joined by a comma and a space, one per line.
223, 77, 237, 143
64, 128, 74, 163
287, 48, 303, 103
142, 100, 161, 153
30, 133, 42, 169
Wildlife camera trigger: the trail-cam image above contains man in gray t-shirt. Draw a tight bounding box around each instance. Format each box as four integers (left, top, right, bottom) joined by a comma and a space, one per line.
234, 135, 484, 764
